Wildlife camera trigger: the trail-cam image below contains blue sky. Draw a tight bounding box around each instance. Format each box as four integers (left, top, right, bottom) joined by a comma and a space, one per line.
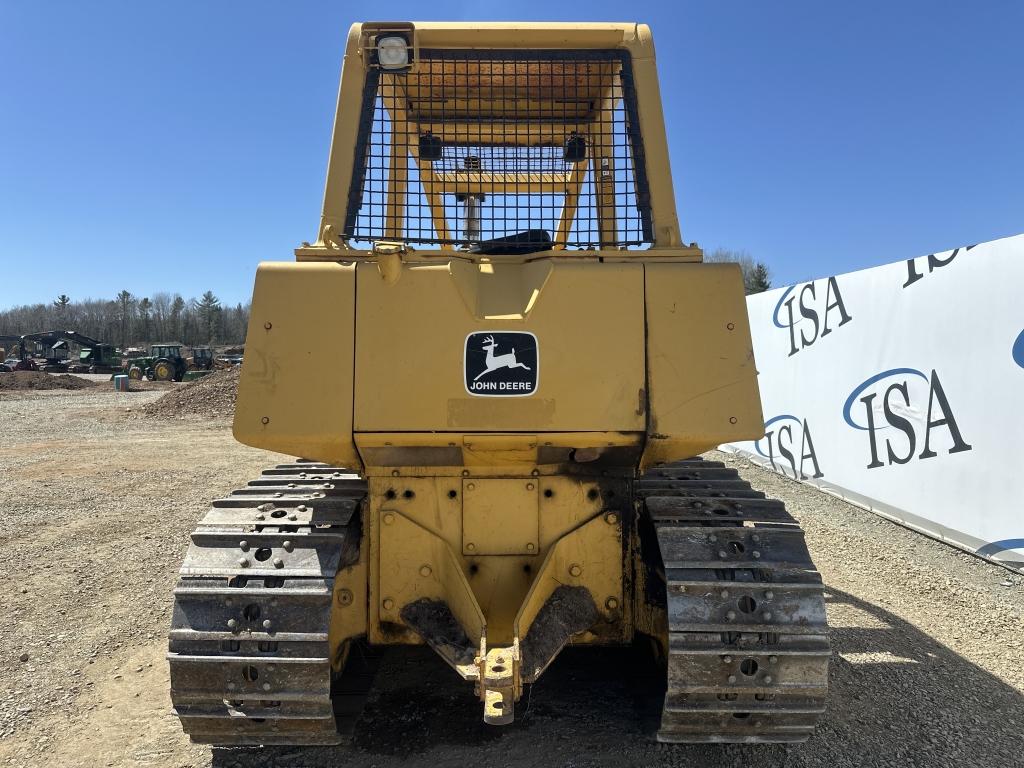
1, 1, 1021, 307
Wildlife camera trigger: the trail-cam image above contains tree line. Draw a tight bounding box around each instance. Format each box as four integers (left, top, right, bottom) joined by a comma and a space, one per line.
703, 249, 772, 294
0, 290, 249, 348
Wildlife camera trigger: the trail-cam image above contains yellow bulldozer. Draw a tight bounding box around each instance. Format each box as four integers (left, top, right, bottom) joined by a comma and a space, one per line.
168, 22, 829, 746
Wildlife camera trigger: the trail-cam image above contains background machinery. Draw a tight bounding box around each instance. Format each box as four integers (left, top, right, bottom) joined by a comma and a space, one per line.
168, 22, 829, 747
126, 344, 189, 382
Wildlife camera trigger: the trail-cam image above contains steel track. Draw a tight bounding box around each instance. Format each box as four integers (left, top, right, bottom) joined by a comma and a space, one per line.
637, 458, 830, 743
167, 461, 379, 746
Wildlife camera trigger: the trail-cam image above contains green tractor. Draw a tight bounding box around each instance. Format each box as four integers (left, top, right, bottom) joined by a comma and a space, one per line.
126, 344, 189, 382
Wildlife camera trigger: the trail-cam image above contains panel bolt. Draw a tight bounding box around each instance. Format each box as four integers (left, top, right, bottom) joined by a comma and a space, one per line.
526, 483, 535, 491
261, 416, 270, 425
764, 590, 774, 600
227, 619, 238, 630
720, 589, 729, 598
725, 610, 736, 621
262, 619, 272, 630
337, 589, 353, 606
569, 564, 582, 577
531, 469, 539, 476
722, 655, 733, 664
262, 683, 271, 691
709, 534, 717, 543
273, 557, 284, 568
391, 470, 400, 477
467, 483, 475, 491
264, 322, 272, 330
526, 543, 536, 552
764, 675, 773, 684
462, 470, 470, 477
763, 611, 773, 621
383, 513, 395, 525
238, 558, 249, 568
239, 540, 249, 551
255, 513, 265, 520
605, 512, 619, 525
296, 504, 308, 512
419, 565, 432, 577
752, 534, 760, 543
283, 540, 294, 552
718, 550, 728, 559
267, 664, 276, 671
466, 543, 476, 552
288, 513, 297, 521
382, 599, 395, 611
769, 656, 778, 665
728, 675, 737, 683
727, 322, 735, 331
752, 551, 761, 559
227, 682, 235, 690
729, 416, 738, 424
605, 597, 619, 610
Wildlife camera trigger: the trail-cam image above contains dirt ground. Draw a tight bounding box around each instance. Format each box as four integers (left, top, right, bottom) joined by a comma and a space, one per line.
1, 386, 1022, 768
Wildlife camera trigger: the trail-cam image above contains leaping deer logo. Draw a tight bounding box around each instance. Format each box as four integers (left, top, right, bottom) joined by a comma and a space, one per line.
474, 335, 532, 381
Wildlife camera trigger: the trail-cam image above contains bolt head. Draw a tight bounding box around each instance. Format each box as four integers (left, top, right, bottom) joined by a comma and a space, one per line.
725, 610, 736, 621
467, 483, 475, 491
722, 655, 733, 664
763, 611, 773, 621
239, 540, 249, 551
752, 550, 762, 559
526, 542, 536, 552
391, 469, 400, 477
337, 589, 354, 606
728, 675, 737, 683
605, 512, 619, 525
569, 564, 582, 577
263, 619, 272, 630
288, 513, 297, 521
720, 589, 729, 598
718, 550, 728, 559
765, 590, 774, 600
238, 558, 249, 568
262, 682, 271, 691
272, 557, 284, 568
283, 540, 294, 552
383, 513, 395, 525
466, 543, 476, 552
526, 483, 535, 490
296, 504, 307, 512
605, 597, 619, 610
419, 565, 432, 577
382, 598, 395, 611
227, 619, 238, 630
255, 513, 265, 520
769, 655, 778, 665
764, 675, 773, 684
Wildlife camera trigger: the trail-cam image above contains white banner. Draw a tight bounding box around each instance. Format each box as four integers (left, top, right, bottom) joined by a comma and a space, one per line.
725, 234, 1024, 573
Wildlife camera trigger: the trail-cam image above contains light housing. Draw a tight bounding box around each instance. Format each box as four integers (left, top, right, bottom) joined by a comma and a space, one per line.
376, 35, 409, 70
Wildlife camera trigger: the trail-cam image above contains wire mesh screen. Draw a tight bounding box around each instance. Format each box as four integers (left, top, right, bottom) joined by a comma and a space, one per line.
344, 48, 654, 251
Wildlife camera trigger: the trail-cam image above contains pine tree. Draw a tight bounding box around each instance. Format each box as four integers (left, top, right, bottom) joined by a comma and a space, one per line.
747, 263, 772, 294
53, 295, 71, 326
194, 291, 222, 344
115, 290, 136, 347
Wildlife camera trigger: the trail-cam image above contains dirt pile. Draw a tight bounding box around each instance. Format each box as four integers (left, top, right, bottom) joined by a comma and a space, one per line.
0, 371, 95, 391
142, 366, 240, 419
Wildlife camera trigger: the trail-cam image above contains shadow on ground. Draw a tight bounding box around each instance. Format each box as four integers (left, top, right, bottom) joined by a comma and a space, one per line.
211, 588, 1023, 768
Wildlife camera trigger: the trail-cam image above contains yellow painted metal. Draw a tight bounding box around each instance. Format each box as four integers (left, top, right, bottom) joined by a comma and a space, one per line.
328, 528, 369, 672
353, 260, 646, 433
233, 262, 360, 469
642, 262, 764, 468
230, 20, 773, 727
514, 510, 624, 680
462, 479, 539, 556
316, 22, 682, 255
368, 475, 622, 646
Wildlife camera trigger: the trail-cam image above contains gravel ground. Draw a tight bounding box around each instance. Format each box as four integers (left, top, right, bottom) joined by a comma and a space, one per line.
0, 390, 1021, 768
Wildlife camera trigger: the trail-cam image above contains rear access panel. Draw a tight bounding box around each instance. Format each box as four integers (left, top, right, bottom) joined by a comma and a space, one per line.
354, 260, 645, 434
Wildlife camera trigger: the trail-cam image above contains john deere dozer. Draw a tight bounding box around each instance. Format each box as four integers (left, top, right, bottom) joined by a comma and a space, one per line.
168, 22, 829, 746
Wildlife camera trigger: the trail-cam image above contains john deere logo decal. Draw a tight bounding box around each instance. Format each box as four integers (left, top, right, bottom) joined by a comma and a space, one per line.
464, 332, 538, 396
